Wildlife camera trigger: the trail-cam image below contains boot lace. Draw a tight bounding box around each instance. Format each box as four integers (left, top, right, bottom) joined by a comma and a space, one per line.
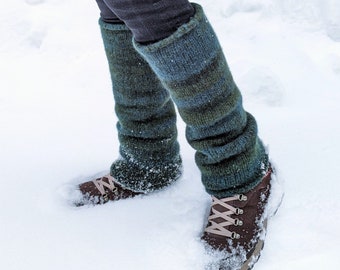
204, 194, 247, 239
92, 175, 119, 200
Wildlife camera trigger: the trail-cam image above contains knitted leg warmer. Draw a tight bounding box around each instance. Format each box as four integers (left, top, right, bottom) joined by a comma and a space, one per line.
134, 4, 268, 198
99, 20, 182, 193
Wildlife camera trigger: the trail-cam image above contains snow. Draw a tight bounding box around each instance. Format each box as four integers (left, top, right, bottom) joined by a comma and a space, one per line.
1, 0, 340, 269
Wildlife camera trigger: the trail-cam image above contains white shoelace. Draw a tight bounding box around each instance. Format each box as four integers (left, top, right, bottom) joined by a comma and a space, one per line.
204, 194, 247, 239
92, 175, 118, 196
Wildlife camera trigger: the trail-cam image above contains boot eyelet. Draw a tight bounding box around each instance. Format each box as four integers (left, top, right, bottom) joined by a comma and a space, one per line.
231, 232, 240, 239
235, 208, 243, 215
102, 193, 109, 202
234, 219, 243, 226
238, 194, 247, 201
112, 187, 119, 195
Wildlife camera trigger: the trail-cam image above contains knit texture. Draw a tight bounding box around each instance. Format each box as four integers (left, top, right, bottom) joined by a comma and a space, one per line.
134, 3, 269, 197
99, 20, 182, 193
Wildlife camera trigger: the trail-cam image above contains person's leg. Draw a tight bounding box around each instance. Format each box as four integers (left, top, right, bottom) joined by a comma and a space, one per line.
104, 1, 281, 268
101, 21, 181, 192
77, 1, 182, 205
106, 0, 267, 200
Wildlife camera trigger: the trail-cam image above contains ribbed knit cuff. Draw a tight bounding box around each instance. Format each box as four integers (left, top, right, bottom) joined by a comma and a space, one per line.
133, 3, 217, 82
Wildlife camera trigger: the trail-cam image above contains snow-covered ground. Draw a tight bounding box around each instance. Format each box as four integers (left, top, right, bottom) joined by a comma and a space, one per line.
1, 0, 340, 269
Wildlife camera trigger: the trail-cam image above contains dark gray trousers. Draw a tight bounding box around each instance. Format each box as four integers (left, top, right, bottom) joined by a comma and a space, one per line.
95, 0, 194, 43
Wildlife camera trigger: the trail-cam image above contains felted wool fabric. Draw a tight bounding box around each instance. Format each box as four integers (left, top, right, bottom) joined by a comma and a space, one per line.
134, 3, 269, 198
99, 20, 182, 193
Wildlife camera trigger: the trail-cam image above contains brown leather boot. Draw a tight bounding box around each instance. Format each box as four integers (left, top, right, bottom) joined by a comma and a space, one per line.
202, 167, 282, 270
75, 174, 142, 206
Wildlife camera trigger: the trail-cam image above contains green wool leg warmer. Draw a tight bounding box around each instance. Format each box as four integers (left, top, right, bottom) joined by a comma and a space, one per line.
134, 3, 269, 198
99, 20, 182, 193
